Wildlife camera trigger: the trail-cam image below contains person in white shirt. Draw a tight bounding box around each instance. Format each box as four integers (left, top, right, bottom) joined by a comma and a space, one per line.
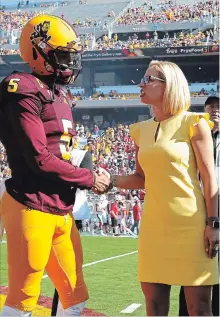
96, 195, 108, 235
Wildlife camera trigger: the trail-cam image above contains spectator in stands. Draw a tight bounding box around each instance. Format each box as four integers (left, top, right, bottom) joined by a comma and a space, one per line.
0, 2, 68, 50
93, 124, 99, 135
153, 31, 158, 40
116, 1, 218, 25
93, 30, 218, 52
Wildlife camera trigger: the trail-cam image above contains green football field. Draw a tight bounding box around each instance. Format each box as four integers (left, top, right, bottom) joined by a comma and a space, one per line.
0, 235, 180, 316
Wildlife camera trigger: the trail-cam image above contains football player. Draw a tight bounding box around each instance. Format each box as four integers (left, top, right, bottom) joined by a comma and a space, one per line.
0, 15, 110, 316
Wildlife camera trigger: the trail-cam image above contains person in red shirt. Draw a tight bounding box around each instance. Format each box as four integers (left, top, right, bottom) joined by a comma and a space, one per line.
110, 199, 119, 235
140, 189, 146, 202
132, 197, 142, 235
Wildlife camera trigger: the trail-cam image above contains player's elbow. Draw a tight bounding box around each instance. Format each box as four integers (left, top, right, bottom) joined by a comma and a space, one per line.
25, 150, 54, 174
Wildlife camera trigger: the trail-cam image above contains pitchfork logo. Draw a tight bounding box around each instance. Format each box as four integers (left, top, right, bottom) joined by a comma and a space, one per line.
30, 21, 52, 45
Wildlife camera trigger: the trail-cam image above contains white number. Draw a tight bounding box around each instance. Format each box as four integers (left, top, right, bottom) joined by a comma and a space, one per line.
59, 119, 73, 161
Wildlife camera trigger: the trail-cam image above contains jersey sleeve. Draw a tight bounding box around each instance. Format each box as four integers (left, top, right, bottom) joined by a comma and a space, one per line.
129, 123, 141, 147
6, 97, 94, 188
2, 72, 52, 104
188, 113, 214, 139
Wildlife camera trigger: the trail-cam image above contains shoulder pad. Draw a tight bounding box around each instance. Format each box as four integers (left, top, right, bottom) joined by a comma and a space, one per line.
1, 72, 53, 104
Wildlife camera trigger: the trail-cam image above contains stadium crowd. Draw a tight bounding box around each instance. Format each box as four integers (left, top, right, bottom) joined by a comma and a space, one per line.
77, 121, 145, 235
95, 30, 217, 51
0, 1, 67, 45
1, 29, 218, 55
68, 0, 219, 28
116, 0, 219, 25
0, 0, 218, 51
70, 84, 217, 101
72, 17, 106, 28
0, 142, 10, 183
0, 10, 35, 32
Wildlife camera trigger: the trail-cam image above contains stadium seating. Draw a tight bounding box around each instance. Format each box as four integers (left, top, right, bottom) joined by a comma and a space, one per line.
69, 83, 218, 101
116, 0, 218, 25
52, 0, 130, 28
189, 82, 217, 92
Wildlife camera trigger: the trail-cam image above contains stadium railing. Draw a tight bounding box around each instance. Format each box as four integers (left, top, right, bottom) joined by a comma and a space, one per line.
70, 83, 217, 96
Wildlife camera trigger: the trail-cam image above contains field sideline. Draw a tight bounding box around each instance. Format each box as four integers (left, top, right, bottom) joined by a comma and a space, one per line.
0, 236, 180, 316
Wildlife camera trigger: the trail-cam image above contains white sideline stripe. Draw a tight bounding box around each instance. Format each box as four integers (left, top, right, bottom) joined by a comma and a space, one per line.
42, 275, 48, 279
83, 250, 138, 268
0, 240, 6, 244
42, 250, 137, 279
121, 303, 142, 314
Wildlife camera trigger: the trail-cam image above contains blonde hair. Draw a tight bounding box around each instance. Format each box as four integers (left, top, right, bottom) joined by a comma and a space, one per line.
149, 60, 191, 115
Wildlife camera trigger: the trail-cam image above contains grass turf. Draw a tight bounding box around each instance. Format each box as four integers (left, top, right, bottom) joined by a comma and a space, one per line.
0, 236, 180, 316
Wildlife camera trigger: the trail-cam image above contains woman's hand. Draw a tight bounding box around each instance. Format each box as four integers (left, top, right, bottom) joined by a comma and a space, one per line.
204, 225, 219, 258
91, 168, 111, 195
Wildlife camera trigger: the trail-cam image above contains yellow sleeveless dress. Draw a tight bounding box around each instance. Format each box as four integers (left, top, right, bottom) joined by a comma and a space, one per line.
130, 111, 218, 286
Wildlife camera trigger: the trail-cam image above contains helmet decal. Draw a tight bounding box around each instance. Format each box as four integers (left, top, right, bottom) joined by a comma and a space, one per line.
30, 21, 52, 47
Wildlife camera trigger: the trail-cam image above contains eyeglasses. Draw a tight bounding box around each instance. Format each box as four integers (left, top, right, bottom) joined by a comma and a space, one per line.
140, 75, 166, 85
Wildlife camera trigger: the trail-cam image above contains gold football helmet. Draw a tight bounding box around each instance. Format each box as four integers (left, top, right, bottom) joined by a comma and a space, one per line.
20, 15, 83, 83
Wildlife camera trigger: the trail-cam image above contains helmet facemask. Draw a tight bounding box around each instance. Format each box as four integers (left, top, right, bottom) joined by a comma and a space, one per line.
48, 48, 82, 85
30, 26, 83, 85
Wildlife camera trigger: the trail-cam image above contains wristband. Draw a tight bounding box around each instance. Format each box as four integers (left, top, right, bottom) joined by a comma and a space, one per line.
206, 217, 220, 229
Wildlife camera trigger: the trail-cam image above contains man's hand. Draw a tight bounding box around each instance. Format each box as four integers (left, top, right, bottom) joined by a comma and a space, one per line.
97, 167, 110, 178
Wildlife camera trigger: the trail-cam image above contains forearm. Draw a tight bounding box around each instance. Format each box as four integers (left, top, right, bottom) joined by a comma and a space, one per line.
38, 152, 94, 188
115, 173, 145, 190
203, 177, 218, 218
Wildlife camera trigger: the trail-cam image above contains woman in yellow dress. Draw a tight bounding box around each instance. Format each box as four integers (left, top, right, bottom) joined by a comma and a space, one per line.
106, 60, 219, 315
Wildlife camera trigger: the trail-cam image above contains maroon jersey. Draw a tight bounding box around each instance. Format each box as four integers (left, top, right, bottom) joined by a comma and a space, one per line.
0, 72, 94, 214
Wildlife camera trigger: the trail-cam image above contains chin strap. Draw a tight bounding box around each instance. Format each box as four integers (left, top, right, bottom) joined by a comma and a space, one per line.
65, 68, 81, 108
73, 69, 81, 83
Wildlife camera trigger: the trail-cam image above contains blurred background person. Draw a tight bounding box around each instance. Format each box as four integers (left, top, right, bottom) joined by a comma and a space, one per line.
131, 197, 142, 235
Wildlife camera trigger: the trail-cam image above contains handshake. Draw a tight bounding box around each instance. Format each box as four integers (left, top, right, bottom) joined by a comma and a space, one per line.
92, 168, 114, 195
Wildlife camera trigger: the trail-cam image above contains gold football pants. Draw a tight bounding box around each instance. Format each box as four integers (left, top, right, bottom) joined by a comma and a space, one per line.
0, 191, 88, 312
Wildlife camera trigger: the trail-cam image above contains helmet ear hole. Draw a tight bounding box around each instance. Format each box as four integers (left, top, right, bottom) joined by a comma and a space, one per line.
32, 48, 38, 60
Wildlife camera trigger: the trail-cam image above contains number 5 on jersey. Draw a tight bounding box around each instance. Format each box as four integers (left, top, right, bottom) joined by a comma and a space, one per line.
60, 119, 73, 161
7, 79, 20, 92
